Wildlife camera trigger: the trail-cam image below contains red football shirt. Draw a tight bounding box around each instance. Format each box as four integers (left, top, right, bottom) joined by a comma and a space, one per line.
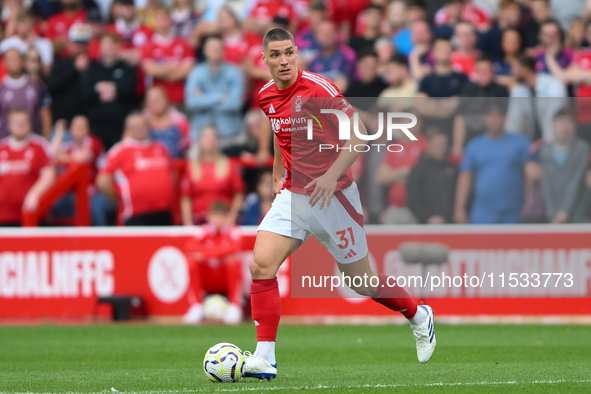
0, 135, 53, 224
141, 34, 195, 104
184, 223, 242, 265
181, 159, 246, 220
100, 138, 174, 221
45, 9, 87, 41
381, 135, 427, 207
257, 69, 356, 194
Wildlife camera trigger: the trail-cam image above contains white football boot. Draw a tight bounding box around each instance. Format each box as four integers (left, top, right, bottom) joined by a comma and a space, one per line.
241, 352, 277, 380
411, 305, 436, 363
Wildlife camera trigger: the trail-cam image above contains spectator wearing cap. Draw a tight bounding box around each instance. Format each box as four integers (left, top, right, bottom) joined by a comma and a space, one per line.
0, 48, 52, 139
308, 20, 356, 91
521, 0, 552, 49
184, 35, 244, 155
505, 55, 567, 142
294, 0, 326, 63
451, 21, 479, 79
531, 19, 574, 73
46, 22, 91, 123
81, 33, 137, 150
406, 128, 457, 224
455, 104, 536, 224
453, 56, 509, 155
540, 109, 590, 223
85, 7, 105, 61
0, 10, 53, 76
45, 0, 92, 56
141, 6, 195, 106
244, 0, 296, 36
349, 4, 384, 58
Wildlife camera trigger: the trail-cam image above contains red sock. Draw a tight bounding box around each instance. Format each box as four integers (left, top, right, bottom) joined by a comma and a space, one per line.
251, 278, 280, 341
372, 273, 418, 319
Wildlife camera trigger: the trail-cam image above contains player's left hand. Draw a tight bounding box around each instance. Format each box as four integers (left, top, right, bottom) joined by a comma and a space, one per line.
305, 173, 338, 210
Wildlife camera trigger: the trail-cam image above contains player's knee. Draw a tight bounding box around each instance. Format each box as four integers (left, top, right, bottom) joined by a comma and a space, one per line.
249, 256, 275, 279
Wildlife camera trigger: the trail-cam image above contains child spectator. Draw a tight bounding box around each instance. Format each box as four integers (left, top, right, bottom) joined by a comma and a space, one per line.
183, 200, 244, 325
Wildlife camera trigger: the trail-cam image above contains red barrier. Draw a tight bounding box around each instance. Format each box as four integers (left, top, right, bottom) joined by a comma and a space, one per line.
0, 226, 590, 319
22, 163, 91, 227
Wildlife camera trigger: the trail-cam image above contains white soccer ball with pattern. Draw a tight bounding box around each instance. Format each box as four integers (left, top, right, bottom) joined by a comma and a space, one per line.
203, 342, 245, 383
203, 294, 229, 321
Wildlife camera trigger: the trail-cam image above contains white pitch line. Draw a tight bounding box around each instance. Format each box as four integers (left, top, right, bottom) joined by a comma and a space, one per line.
2, 379, 591, 394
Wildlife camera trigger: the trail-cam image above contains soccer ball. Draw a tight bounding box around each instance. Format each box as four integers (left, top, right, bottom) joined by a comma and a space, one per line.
203, 294, 229, 321
203, 342, 245, 383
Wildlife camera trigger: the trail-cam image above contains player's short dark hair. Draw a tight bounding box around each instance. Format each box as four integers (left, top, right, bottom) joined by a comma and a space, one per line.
366, 4, 383, 13
209, 200, 231, 214
263, 28, 295, 50
553, 107, 575, 121
407, 0, 427, 9
432, 35, 452, 46
515, 54, 537, 72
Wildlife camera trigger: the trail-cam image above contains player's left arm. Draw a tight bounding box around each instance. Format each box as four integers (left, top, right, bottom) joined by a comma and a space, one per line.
305, 115, 368, 209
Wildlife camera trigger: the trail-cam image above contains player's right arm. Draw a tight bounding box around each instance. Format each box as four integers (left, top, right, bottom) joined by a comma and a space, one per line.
272, 134, 285, 200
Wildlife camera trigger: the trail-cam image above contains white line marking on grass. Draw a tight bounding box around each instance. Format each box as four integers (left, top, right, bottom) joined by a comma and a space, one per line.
2, 380, 591, 393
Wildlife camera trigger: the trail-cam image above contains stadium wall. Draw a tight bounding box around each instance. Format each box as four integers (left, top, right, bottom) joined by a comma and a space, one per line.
0, 226, 589, 320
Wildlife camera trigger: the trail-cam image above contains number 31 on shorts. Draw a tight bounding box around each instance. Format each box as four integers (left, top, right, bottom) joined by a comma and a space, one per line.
336, 227, 356, 249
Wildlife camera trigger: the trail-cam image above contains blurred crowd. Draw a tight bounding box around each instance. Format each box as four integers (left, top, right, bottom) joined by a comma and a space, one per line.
2, 0, 591, 227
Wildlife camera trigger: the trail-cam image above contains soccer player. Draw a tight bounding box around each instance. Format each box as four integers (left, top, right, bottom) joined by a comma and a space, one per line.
241, 28, 436, 380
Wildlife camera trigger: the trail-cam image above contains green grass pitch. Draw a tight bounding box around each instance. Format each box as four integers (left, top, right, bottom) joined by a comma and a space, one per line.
0, 324, 590, 393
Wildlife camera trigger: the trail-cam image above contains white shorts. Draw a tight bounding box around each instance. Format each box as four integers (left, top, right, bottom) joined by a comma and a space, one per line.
257, 182, 368, 264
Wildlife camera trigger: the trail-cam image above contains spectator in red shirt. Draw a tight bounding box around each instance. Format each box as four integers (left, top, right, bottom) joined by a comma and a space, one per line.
0, 109, 55, 226
183, 200, 244, 325
141, 6, 195, 106
96, 112, 175, 226
180, 126, 245, 225
375, 116, 427, 224
45, 0, 88, 56
49, 115, 105, 222
106, 0, 152, 66
435, 0, 491, 33
451, 21, 479, 79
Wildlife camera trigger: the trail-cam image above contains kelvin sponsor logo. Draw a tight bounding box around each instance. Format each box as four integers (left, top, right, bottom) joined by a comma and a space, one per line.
307, 110, 418, 152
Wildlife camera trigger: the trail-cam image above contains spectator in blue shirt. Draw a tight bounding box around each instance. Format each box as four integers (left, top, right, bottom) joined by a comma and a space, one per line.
308, 20, 356, 90
455, 104, 536, 224
185, 35, 245, 154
